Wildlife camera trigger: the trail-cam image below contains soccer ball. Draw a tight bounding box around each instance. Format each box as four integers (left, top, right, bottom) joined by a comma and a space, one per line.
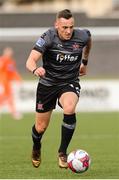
67, 149, 91, 173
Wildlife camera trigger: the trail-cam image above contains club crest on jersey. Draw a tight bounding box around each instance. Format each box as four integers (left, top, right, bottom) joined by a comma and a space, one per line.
36, 38, 45, 47
72, 43, 80, 50
56, 53, 78, 63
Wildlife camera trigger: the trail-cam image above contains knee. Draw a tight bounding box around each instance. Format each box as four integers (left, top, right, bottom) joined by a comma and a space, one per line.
35, 122, 47, 134
63, 101, 76, 114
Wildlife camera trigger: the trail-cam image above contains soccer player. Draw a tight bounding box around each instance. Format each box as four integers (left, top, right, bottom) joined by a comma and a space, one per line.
26, 9, 92, 168
0, 47, 22, 120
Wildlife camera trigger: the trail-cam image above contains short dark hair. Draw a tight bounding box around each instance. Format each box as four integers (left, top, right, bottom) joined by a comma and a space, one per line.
56, 9, 73, 19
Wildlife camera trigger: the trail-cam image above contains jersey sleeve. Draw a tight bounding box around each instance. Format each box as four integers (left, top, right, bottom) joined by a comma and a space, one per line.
83, 29, 91, 46
33, 29, 52, 54
84, 29, 91, 37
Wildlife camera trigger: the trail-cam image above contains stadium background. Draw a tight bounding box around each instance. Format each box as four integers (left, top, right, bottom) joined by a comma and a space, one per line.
0, 0, 119, 78
0, 0, 119, 179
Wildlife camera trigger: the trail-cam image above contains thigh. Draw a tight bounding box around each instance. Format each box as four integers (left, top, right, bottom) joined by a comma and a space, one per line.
58, 82, 80, 107
59, 91, 79, 110
58, 82, 80, 114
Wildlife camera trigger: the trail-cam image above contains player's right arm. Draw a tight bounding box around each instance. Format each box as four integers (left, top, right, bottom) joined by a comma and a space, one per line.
26, 29, 52, 77
26, 49, 46, 77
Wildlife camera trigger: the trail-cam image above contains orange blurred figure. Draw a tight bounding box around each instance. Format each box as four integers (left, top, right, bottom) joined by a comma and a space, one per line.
0, 47, 22, 119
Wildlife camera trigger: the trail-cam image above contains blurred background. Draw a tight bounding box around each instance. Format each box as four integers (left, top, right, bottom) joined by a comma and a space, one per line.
0, 0, 119, 78
0, 0, 119, 113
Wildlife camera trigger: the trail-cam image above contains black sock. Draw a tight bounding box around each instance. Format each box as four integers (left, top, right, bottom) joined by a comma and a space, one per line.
58, 113, 76, 154
32, 125, 44, 150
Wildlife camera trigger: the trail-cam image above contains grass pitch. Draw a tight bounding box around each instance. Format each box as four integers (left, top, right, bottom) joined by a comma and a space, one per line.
0, 112, 119, 179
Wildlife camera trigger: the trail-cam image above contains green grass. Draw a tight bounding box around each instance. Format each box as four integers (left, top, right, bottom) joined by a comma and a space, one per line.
0, 112, 119, 179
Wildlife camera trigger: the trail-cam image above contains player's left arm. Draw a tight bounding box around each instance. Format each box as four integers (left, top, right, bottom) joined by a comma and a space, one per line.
79, 37, 92, 76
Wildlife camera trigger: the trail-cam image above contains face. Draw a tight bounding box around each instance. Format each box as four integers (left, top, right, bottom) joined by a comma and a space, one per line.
3, 47, 14, 58
55, 17, 74, 40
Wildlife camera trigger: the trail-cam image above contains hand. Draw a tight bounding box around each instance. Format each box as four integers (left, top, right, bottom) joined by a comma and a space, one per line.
79, 64, 87, 76
33, 67, 46, 77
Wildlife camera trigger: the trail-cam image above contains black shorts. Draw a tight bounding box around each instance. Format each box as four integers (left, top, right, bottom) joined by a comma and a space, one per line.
36, 82, 81, 113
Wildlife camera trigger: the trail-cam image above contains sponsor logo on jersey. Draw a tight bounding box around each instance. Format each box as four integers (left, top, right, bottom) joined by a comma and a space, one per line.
56, 53, 78, 63
36, 38, 45, 47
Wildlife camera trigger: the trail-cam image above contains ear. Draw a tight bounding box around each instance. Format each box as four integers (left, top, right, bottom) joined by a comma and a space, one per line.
55, 21, 58, 29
